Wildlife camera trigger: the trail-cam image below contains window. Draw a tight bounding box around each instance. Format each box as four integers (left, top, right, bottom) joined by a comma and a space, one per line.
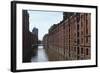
76, 14, 80, 23
77, 47, 79, 54
86, 14, 88, 34
86, 19, 88, 26
81, 38, 83, 43
77, 39, 79, 44
77, 24, 79, 30
81, 22, 83, 28
74, 47, 76, 51
77, 31, 79, 37
81, 15, 83, 27
81, 48, 83, 54
77, 47, 80, 59
86, 28, 88, 34
86, 14, 88, 25
81, 31, 83, 35
86, 48, 88, 55
81, 15, 83, 19
86, 37, 88, 43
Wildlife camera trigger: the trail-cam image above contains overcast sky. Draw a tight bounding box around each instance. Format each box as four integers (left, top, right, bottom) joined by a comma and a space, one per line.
28, 10, 63, 40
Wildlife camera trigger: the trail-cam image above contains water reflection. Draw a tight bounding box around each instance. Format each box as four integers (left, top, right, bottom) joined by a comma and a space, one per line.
31, 45, 48, 62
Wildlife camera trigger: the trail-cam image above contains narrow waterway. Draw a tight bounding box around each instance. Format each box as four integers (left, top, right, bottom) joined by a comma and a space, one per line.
31, 45, 48, 62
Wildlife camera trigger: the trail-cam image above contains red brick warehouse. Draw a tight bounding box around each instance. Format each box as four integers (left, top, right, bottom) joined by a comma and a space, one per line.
43, 12, 91, 61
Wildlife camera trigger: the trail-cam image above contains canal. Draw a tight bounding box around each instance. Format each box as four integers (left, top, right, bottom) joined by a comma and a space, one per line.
31, 45, 48, 62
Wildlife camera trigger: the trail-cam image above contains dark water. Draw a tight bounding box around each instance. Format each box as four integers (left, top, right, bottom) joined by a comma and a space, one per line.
31, 45, 48, 62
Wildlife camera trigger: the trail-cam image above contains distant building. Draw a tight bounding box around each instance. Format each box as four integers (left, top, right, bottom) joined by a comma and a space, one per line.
32, 27, 38, 37
43, 34, 48, 49
32, 27, 38, 46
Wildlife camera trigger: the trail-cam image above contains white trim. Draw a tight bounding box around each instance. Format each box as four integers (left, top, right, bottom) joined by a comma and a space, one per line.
16, 3, 96, 70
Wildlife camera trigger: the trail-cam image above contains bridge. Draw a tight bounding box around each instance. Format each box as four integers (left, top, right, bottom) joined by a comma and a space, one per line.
32, 44, 44, 48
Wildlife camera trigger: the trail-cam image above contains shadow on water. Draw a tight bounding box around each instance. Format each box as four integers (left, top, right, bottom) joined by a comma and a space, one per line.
22, 45, 38, 63
23, 44, 48, 63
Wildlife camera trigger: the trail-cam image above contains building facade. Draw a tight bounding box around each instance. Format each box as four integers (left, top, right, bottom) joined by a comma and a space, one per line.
22, 10, 38, 62
43, 12, 91, 61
